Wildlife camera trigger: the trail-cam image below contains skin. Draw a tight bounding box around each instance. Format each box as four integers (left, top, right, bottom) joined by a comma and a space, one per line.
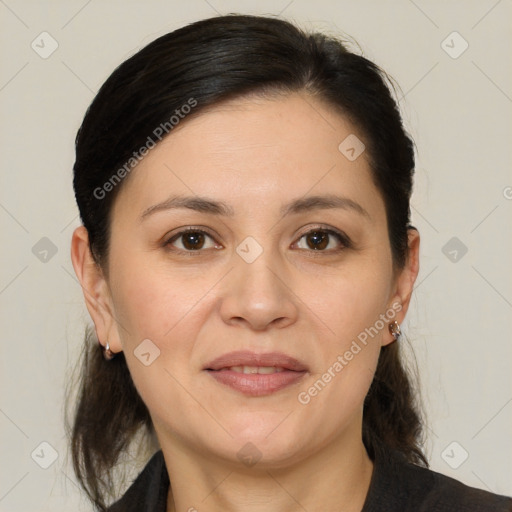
72, 91, 420, 512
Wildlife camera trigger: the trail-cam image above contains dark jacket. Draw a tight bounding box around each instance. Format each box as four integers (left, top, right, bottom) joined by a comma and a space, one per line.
108, 448, 512, 511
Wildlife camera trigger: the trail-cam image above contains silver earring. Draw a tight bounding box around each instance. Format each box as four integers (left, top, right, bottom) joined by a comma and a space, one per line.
103, 341, 115, 360
388, 321, 401, 341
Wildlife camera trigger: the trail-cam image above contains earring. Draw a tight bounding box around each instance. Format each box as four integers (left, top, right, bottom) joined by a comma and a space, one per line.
388, 321, 401, 341
103, 341, 115, 361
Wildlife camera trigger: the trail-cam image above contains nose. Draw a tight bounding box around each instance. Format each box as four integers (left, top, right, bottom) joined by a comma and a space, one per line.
218, 247, 299, 331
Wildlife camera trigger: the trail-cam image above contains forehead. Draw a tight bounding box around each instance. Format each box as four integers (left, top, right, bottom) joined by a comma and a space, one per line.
113, 92, 384, 222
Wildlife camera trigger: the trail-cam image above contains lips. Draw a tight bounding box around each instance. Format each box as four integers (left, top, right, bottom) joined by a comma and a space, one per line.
204, 351, 308, 397
205, 351, 308, 372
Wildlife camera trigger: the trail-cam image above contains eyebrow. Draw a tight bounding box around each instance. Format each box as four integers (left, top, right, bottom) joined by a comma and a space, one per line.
141, 195, 235, 219
140, 194, 371, 221
280, 194, 370, 219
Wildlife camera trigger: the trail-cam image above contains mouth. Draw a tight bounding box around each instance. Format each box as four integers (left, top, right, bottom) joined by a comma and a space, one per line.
220, 365, 286, 374
204, 351, 308, 397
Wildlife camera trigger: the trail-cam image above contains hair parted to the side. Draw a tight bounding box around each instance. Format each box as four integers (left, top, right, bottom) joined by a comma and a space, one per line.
68, 13, 426, 511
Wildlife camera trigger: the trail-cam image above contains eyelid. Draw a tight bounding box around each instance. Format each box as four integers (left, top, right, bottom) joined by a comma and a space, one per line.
166, 225, 217, 237
163, 224, 351, 254
293, 224, 351, 250
164, 226, 221, 255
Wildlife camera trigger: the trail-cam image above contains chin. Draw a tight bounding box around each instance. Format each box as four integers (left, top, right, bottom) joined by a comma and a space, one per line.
211, 416, 310, 468
209, 436, 306, 471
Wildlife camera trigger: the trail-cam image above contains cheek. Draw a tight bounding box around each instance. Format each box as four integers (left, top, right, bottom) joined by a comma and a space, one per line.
302, 256, 391, 348
294, 260, 390, 415
109, 265, 212, 431
110, 258, 215, 344
294, 292, 384, 441
108, 255, 223, 385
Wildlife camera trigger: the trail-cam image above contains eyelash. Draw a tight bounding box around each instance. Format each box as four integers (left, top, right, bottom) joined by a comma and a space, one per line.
164, 225, 351, 256
294, 227, 352, 253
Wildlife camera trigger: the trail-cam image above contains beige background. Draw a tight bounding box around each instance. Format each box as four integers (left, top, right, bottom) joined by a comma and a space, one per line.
1, 0, 511, 510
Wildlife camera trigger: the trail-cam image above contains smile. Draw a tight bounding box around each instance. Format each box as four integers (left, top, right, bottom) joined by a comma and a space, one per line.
204, 351, 308, 397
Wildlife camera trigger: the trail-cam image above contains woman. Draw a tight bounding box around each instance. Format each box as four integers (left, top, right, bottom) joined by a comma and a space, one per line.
68, 14, 511, 512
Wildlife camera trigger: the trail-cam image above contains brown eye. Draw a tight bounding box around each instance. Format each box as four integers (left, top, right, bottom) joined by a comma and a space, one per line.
181, 232, 206, 250
182, 233, 204, 251
166, 229, 219, 252
305, 231, 329, 250
295, 228, 350, 252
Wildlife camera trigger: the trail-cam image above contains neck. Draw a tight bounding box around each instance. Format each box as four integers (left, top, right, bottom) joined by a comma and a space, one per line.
161, 426, 374, 512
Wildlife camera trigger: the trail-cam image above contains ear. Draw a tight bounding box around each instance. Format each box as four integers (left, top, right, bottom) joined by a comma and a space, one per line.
70, 226, 123, 354
382, 227, 420, 346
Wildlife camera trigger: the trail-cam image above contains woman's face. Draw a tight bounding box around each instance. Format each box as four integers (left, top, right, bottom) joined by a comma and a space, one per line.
83, 92, 418, 467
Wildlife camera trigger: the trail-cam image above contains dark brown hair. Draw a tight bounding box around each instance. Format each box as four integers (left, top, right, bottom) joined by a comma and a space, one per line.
68, 13, 426, 511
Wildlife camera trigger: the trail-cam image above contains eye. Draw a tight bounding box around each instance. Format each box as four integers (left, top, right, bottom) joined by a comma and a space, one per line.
293, 227, 350, 252
165, 228, 221, 253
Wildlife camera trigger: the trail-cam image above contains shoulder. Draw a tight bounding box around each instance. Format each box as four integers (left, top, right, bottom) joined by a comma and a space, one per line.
107, 450, 169, 512
362, 447, 512, 512
404, 459, 511, 511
